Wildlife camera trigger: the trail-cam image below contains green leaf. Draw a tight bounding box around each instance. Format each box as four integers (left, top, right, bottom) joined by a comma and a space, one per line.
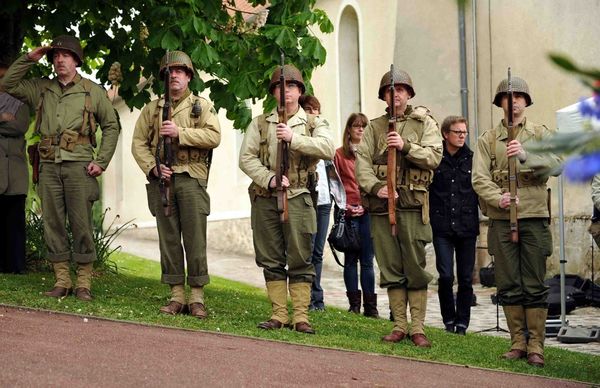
161, 30, 181, 50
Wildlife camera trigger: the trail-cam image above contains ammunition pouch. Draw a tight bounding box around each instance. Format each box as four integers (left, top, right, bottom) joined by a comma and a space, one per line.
491, 169, 544, 189
175, 145, 209, 165
248, 182, 273, 202
38, 136, 57, 160
59, 129, 91, 151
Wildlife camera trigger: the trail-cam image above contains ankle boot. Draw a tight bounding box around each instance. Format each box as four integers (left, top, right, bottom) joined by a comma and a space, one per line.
346, 290, 362, 314
363, 293, 379, 318
289, 282, 314, 333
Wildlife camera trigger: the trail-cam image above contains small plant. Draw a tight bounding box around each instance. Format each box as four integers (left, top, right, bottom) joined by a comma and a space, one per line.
25, 200, 136, 274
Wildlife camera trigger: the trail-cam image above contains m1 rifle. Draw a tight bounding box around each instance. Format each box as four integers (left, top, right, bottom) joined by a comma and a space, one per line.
387, 64, 398, 236
275, 53, 289, 223
155, 51, 174, 217
507, 67, 519, 243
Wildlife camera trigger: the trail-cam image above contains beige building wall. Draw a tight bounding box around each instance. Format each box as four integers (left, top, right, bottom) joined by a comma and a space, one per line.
103, 0, 600, 277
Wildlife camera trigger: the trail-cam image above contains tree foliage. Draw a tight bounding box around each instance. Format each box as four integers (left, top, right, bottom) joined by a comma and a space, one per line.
0, 0, 333, 129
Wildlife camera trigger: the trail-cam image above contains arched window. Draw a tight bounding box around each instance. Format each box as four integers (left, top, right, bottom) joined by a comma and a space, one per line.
338, 5, 361, 127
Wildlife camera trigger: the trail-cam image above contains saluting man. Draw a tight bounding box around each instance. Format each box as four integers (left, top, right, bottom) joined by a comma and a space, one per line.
1, 35, 121, 300
132, 51, 221, 319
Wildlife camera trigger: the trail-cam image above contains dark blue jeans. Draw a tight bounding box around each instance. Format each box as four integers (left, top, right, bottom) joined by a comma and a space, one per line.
344, 213, 375, 294
433, 234, 476, 329
310, 203, 332, 309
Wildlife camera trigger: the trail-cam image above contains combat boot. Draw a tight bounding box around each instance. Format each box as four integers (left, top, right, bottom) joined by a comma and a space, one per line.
189, 286, 207, 319
502, 305, 527, 359
44, 261, 72, 298
346, 290, 362, 314
363, 293, 379, 318
289, 282, 315, 334
382, 287, 408, 342
525, 307, 548, 367
408, 289, 431, 347
74, 262, 94, 301
257, 280, 290, 329
160, 284, 186, 315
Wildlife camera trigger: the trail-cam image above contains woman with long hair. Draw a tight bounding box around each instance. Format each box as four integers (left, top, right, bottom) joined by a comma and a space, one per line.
334, 113, 378, 318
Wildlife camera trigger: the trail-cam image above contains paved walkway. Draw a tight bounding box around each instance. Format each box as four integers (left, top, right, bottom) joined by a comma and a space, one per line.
114, 227, 600, 356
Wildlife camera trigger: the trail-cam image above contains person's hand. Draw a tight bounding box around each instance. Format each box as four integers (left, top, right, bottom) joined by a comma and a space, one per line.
348, 205, 365, 217
276, 123, 293, 142
387, 131, 404, 150
376, 186, 399, 199
498, 192, 519, 209
153, 164, 173, 181
160, 120, 179, 138
269, 175, 289, 188
507, 139, 527, 162
27, 47, 51, 62
86, 162, 104, 177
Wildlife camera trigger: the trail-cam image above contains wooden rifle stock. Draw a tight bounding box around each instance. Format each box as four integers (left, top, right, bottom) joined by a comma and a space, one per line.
507, 67, 519, 242
275, 53, 289, 223
156, 54, 173, 217
387, 64, 397, 236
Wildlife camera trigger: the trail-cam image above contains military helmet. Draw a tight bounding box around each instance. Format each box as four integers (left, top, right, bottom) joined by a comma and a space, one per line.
269, 64, 305, 94
378, 68, 415, 100
159, 51, 195, 80
46, 35, 83, 67
493, 76, 532, 107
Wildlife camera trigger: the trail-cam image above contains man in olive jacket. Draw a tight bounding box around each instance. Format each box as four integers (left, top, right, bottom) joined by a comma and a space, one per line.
132, 51, 221, 319
0, 63, 30, 274
472, 76, 561, 367
239, 64, 334, 334
1, 35, 121, 300
355, 68, 442, 347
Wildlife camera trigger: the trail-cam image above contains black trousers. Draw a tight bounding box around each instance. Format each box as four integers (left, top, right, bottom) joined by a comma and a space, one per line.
0, 194, 26, 274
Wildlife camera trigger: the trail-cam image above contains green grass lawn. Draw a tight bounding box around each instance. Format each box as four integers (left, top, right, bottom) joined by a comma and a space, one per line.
1, 252, 598, 384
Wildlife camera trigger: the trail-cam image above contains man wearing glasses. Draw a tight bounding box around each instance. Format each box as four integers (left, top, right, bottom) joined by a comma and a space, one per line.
429, 116, 479, 336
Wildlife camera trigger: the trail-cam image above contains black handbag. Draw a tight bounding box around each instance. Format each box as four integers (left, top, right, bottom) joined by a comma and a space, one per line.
479, 261, 496, 288
327, 209, 360, 267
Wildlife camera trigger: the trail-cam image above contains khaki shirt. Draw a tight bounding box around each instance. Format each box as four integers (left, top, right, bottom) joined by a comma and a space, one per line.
1, 54, 120, 169
131, 92, 221, 183
355, 105, 442, 200
472, 118, 562, 219
239, 108, 335, 199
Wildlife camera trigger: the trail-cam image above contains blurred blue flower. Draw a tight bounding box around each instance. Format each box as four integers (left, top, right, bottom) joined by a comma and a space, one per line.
563, 152, 600, 182
579, 95, 600, 120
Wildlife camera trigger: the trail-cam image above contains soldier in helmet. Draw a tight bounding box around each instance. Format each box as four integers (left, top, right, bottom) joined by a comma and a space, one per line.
1, 35, 121, 300
132, 50, 221, 318
239, 64, 334, 334
472, 75, 561, 367
355, 67, 442, 347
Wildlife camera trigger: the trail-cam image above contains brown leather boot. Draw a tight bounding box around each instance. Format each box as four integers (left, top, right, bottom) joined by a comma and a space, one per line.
382, 330, 406, 343
74, 287, 93, 301
527, 353, 545, 367
294, 322, 316, 334
159, 301, 186, 315
189, 303, 207, 319
257, 319, 288, 330
44, 286, 72, 298
503, 349, 527, 360
411, 333, 431, 348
